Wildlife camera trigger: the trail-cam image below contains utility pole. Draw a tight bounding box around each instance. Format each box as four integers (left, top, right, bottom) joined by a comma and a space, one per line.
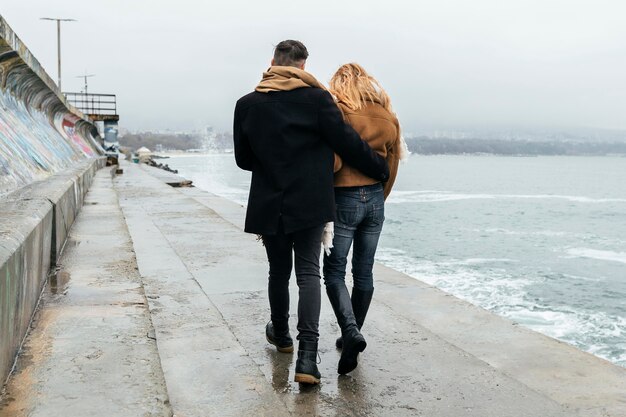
40, 17, 76, 91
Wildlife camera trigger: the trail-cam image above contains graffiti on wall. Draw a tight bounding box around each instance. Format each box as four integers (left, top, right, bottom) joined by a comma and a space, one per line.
61, 114, 96, 157
0, 91, 90, 194
0, 17, 101, 196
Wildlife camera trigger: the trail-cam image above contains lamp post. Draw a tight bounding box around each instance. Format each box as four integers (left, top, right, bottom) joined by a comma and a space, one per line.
40, 17, 76, 91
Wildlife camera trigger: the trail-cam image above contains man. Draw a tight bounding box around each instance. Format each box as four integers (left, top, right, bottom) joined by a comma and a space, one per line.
233, 40, 388, 385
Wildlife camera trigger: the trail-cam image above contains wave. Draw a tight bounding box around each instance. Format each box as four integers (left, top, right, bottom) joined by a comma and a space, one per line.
437, 257, 519, 266
467, 228, 568, 237
387, 190, 626, 204
375, 247, 626, 367
566, 248, 626, 265
561, 273, 602, 283
375, 248, 531, 311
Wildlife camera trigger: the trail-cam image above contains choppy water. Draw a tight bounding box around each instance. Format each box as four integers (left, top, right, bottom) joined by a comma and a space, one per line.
166, 154, 626, 367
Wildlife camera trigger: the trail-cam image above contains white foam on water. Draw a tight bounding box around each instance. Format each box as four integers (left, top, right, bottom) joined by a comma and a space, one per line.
561, 273, 602, 283
375, 247, 626, 367
388, 191, 495, 204
387, 190, 626, 204
376, 248, 530, 312
446, 258, 519, 265
565, 248, 626, 265
476, 228, 568, 237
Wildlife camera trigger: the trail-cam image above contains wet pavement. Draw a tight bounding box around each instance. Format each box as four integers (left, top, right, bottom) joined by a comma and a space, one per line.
0, 169, 170, 417
2, 162, 625, 416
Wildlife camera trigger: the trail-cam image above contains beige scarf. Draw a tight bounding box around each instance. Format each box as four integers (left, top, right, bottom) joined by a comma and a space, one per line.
256, 66, 326, 92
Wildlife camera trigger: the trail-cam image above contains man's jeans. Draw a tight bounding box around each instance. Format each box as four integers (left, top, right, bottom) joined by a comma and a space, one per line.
323, 183, 385, 291
263, 223, 325, 343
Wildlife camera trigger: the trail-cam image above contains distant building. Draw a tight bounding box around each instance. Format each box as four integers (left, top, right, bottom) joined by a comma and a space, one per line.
136, 146, 152, 162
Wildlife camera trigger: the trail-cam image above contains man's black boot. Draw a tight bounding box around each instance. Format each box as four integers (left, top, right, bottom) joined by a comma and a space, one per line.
327, 284, 367, 374
335, 287, 374, 349
294, 340, 321, 384
266, 321, 294, 353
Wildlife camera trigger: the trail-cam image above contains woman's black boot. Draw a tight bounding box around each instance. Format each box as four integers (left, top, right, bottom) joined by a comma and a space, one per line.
326, 284, 367, 374
294, 340, 321, 384
335, 288, 374, 349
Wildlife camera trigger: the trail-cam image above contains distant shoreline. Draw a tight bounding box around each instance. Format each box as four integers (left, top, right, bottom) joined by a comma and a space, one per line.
404, 137, 626, 157
160, 150, 626, 158
121, 131, 626, 157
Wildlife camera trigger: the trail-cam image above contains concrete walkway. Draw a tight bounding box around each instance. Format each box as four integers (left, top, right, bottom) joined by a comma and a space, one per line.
0, 168, 171, 416
2, 162, 625, 416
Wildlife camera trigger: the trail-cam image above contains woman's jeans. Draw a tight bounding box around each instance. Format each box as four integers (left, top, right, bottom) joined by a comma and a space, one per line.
323, 183, 385, 291
263, 222, 325, 343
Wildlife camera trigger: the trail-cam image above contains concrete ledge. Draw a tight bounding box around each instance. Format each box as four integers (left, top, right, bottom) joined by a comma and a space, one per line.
0, 157, 105, 385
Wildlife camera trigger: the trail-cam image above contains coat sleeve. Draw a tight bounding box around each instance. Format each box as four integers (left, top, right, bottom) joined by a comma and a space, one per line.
317, 91, 389, 182
383, 119, 401, 199
233, 101, 255, 171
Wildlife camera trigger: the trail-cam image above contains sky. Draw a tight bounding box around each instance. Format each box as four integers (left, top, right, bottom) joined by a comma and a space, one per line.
1, 0, 625, 134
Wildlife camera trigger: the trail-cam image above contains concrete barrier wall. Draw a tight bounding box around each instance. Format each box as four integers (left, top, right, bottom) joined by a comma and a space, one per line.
0, 13, 109, 385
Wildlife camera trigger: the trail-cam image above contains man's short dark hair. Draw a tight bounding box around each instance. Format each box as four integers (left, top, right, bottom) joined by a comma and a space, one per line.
273, 40, 309, 67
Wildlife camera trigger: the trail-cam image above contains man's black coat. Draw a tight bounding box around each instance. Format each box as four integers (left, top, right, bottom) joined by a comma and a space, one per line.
233, 87, 389, 236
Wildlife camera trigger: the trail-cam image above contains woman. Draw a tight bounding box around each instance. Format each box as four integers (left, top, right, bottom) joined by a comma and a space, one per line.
323, 63, 404, 375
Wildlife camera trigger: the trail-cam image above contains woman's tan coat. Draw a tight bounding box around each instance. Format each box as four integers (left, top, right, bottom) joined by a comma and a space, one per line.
333, 100, 400, 199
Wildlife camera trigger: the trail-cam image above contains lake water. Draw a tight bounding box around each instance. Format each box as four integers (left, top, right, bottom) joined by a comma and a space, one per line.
165, 154, 626, 367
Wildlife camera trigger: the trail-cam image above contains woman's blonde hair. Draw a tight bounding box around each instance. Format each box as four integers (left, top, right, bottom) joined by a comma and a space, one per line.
329, 63, 392, 113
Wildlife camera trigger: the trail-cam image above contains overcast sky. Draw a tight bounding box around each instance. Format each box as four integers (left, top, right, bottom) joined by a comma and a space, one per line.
2, 0, 625, 133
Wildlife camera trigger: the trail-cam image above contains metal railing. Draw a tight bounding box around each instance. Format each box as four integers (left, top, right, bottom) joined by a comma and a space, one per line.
64, 92, 117, 116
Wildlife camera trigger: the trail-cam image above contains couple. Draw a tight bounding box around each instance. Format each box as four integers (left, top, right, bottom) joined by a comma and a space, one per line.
233, 40, 402, 385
